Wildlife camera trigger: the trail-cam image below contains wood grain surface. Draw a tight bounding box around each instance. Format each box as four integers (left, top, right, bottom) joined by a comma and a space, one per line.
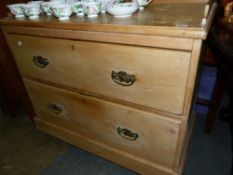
6, 34, 191, 115
24, 78, 181, 174
0, 3, 216, 39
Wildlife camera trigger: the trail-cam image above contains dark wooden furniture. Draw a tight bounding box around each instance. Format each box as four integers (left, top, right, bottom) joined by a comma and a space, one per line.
197, 49, 225, 133
0, 0, 35, 119
201, 0, 232, 133
207, 18, 233, 173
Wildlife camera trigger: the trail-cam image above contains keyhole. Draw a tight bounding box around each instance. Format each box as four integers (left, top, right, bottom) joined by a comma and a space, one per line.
71, 45, 75, 51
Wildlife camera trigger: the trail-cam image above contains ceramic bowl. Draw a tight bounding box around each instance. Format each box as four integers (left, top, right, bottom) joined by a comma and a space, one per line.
28, 1, 44, 13
106, 2, 138, 17
41, 2, 52, 15
50, 4, 73, 20
96, 0, 111, 13
41, 1, 65, 15
72, 1, 84, 16
28, 1, 44, 4
136, 0, 151, 10
49, 0, 66, 2
22, 3, 41, 19
47, 1, 66, 14
83, 1, 101, 18
7, 3, 26, 18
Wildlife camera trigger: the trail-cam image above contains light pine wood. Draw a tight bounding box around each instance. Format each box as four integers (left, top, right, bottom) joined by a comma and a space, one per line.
203, 2, 218, 39
2, 26, 194, 51
35, 118, 176, 175
6, 34, 191, 115
24, 78, 182, 170
0, 1, 217, 175
35, 113, 194, 175
173, 118, 187, 172
0, 3, 217, 39
176, 113, 196, 174
171, 40, 202, 171
35, 113, 195, 175
183, 40, 203, 118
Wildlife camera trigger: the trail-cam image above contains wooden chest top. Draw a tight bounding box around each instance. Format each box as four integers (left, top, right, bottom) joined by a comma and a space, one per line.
0, 2, 217, 39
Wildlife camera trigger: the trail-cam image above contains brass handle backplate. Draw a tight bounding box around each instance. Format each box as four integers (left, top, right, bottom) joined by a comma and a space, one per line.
48, 103, 62, 114
117, 127, 139, 141
33, 55, 49, 68
111, 71, 136, 86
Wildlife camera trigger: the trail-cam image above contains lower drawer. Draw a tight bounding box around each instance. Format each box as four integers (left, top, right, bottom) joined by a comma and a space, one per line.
24, 78, 182, 171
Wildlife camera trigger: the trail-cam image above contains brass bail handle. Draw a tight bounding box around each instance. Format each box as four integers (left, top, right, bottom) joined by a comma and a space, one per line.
111, 71, 137, 86
33, 55, 49, 68
117, 127, 139, 141
48, 103, 63, 114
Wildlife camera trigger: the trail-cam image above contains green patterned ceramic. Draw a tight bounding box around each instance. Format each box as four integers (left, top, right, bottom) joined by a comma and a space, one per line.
83, 1, 101, 17
137, 0, 152, 10
22, 3, 41, 19
41, 2, 52, 15
7, 3, 26, 18
50, 4, 73, 20
73, 2, 84, 16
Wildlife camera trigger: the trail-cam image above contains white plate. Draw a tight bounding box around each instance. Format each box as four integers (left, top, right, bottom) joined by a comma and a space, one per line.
107, 2, 138, 18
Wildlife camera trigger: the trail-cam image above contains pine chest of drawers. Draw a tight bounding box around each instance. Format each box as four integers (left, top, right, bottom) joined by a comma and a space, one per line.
0, 1, 217, 175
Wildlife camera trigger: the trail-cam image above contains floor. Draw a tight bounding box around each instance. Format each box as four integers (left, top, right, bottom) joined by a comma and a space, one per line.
0, 107, 231, 175
0, 108, 68, 175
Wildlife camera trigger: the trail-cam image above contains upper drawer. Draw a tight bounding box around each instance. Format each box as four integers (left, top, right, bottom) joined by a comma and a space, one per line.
6, 34, 191, 114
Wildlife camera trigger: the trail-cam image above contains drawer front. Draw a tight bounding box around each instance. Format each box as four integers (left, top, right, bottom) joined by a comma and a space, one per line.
6, 34, 191, 114
24, 79, 181, 169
